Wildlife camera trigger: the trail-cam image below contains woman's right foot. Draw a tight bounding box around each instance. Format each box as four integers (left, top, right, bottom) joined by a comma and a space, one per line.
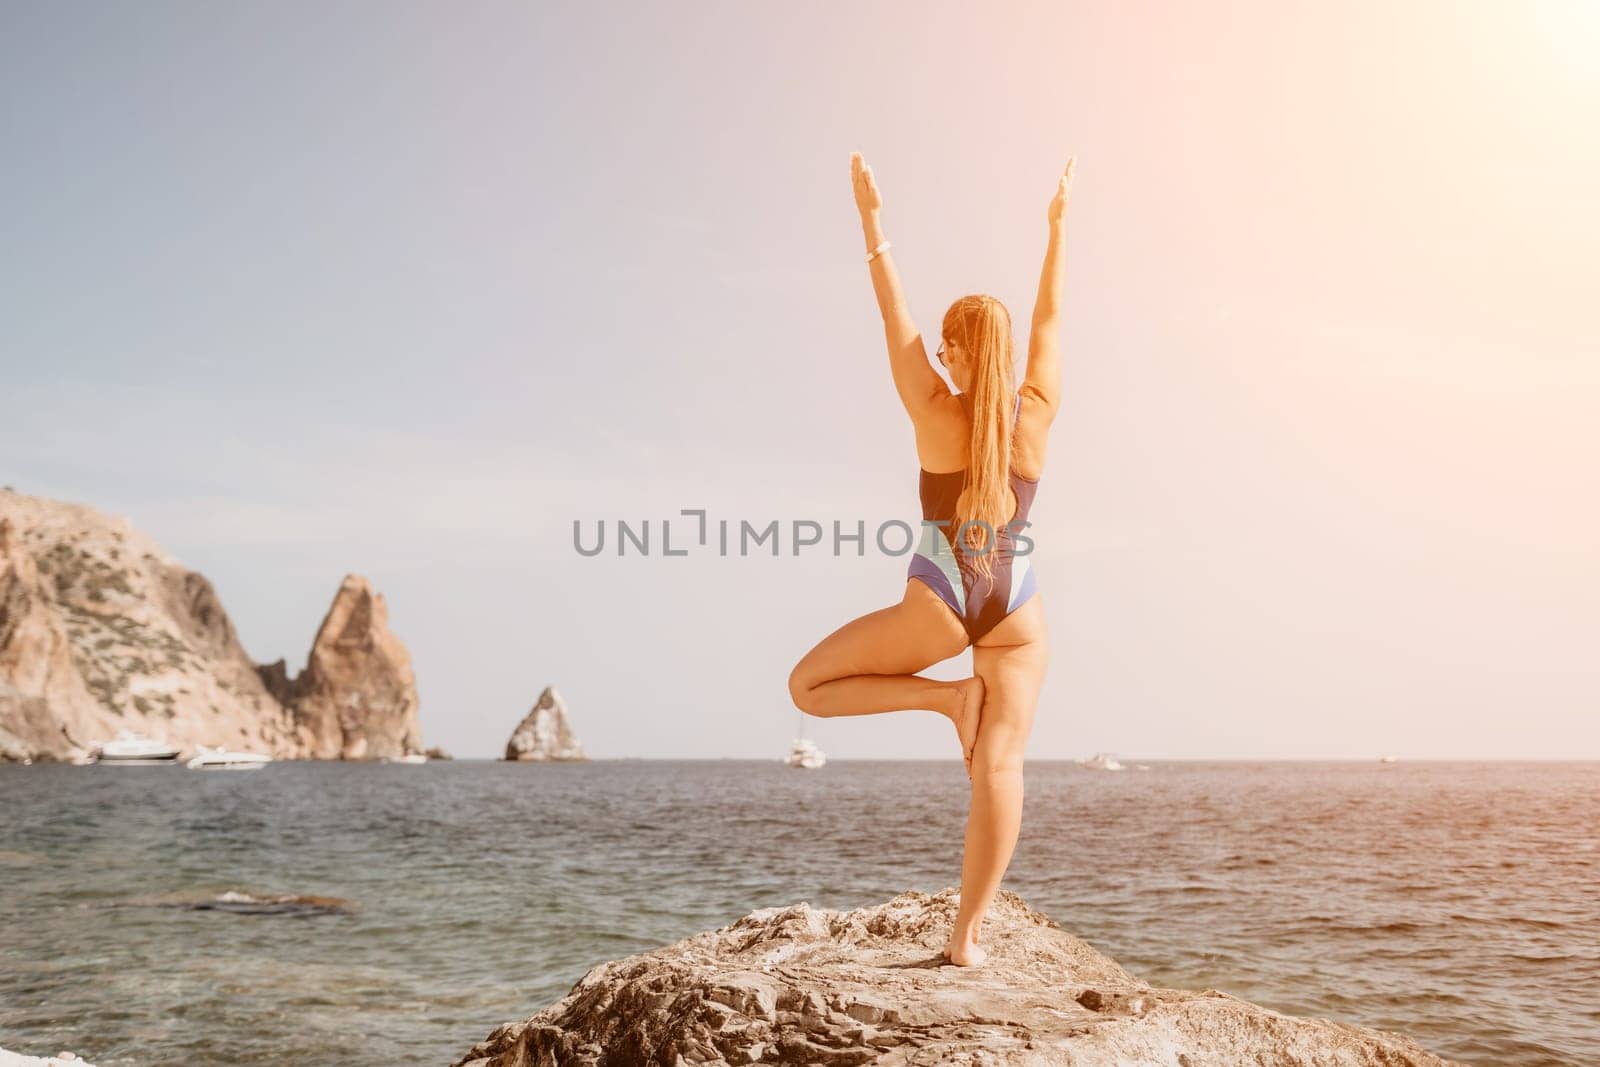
948, 676, 985, 779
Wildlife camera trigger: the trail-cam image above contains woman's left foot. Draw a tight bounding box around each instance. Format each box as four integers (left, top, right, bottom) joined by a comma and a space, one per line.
941, 937, 987, 967
940, 926, 982, 959
949, 676, 985, 779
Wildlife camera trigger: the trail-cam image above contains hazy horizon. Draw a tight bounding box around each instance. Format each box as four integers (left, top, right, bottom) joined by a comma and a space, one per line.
3, 2, 1596, 760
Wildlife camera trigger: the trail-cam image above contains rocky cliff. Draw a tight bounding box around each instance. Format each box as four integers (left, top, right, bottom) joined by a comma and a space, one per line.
0, 490, 298, 761
451, 888, 1461, 1067
0, 489, 423, 762
505, 685, 587, 761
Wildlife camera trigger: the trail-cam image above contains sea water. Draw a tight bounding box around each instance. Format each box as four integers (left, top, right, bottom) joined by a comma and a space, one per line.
2, 759, 1595, 1065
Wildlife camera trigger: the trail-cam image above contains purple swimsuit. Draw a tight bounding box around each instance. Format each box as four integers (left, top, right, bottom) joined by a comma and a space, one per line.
906, 392, 1039, 642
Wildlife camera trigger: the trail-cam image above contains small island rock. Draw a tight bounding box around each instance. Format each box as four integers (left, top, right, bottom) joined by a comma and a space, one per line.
504, 685, 588, 762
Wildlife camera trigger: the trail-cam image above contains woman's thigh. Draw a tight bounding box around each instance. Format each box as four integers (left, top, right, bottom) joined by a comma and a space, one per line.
970, 596, 1050, 772
789, 579, 971, 692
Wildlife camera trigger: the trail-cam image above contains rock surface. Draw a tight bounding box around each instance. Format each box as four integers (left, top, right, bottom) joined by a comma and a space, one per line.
451, 887, 1462, 1067
0, 489, 424, 762
505, 685, 587, 762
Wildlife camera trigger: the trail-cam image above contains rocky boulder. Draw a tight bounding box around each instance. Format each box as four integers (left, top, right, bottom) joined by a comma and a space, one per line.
451, 887, 1460, 1067
505, 685, 587, 762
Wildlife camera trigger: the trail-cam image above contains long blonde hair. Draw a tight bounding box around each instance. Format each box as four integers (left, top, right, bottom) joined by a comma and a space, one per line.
941, 294, 1017, 588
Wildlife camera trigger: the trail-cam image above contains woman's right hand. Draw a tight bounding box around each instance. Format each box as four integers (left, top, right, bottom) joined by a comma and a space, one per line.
1048, 157, 1076, 226
851, 151, 883, 218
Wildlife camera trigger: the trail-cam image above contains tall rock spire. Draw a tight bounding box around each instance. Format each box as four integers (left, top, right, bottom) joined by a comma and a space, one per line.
274, 574, 424, 760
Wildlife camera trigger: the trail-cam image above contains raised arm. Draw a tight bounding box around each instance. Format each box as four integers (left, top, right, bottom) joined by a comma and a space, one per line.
1021, 159, 1076, 421
852, 152, 948, 420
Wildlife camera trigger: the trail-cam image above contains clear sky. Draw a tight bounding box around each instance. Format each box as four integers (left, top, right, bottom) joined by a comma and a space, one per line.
2, 1, 1595, 760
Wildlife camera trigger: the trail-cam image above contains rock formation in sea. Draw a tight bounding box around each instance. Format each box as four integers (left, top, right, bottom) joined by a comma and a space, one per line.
450, 887, 1461, 1067
256, 575, 423, 760
0, 489, 425, 762
504, 685, 588, 762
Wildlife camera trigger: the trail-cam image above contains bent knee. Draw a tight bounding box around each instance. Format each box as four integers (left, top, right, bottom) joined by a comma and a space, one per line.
787, 661, 817, 712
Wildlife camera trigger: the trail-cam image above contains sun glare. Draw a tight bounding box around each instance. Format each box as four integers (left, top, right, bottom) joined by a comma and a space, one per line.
1531, 0, 1600, 82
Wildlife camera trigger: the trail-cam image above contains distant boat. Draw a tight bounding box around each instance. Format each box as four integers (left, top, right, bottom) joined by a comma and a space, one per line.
186, 745, 272, 770
1075, 752, 1125, 771
1379, 755, 1399, 764
384, 753, 428, 764
787, 737, 826, 769
93, 728, 181, 764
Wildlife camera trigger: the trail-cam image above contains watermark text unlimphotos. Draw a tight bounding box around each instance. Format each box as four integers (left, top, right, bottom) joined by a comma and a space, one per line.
573, 509, 1034, 558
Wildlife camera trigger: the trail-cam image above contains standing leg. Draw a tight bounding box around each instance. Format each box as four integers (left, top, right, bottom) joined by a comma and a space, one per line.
944, 596, 1049, 965
788, 579, 983, 771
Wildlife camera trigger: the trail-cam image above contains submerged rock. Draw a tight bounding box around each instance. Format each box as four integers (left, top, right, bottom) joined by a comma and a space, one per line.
451, 887, 1461, 1067
504, 685, 587, 762
118, 889, 356, 916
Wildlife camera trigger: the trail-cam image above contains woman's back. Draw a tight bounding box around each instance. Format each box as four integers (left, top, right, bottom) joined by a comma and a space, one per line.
913, 388, 1051, 484
917, 391, 1039, 544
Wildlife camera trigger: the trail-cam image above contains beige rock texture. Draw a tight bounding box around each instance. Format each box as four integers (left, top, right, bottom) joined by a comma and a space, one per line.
0, 489, 424, 762
505, 684, 588, 762
451, 888, 1462, 1067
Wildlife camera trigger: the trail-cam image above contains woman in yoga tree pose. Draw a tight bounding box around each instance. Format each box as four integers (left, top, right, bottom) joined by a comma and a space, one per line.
788, 151, 1075, 967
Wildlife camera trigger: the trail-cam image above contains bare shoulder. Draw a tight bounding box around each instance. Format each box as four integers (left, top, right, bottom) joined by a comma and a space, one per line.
911, 392, 968, 471
1011, 393, 1052, 480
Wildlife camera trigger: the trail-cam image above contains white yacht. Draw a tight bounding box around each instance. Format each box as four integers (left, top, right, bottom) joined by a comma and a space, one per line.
1075, 751, 1125, 771
1379, 754, 1399, 764
787, 737, 826, 769
93, 728, 182, 764
383, 752, 428, 764
186, 745, 273, 770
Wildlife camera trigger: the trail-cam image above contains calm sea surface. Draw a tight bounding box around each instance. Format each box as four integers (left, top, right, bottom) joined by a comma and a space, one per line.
1, 760, 1596, 1066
